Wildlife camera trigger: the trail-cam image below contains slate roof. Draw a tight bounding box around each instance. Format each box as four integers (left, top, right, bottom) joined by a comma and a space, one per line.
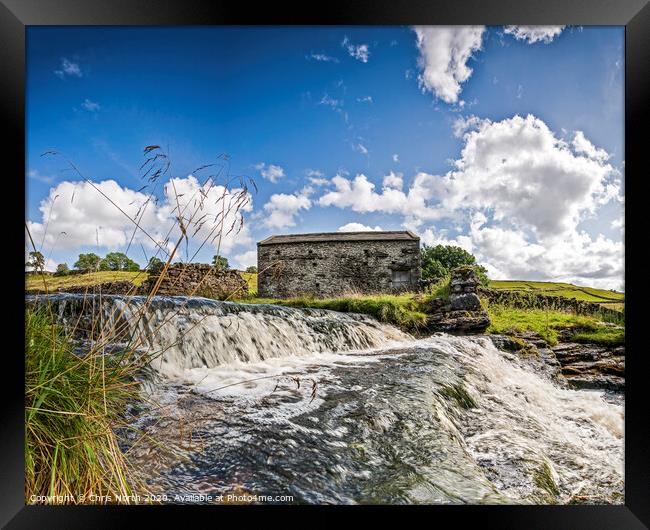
258, 231, 419, 245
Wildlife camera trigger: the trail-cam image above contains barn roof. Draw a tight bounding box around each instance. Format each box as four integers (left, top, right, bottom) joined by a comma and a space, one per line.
258, 231, 420, 245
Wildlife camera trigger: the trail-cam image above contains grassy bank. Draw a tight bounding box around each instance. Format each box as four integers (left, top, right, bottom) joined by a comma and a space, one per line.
26, 271, 148, 292
247, 293, 429, 333
25, 309, 143, 504
486, 305, 624, 347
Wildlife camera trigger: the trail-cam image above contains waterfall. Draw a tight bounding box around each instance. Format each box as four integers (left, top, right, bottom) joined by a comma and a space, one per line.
26, 293, 623, 504
26, 294, 411, 376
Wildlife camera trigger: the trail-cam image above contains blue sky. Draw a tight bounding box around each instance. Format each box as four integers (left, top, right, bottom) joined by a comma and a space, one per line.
26, 26, 624, 289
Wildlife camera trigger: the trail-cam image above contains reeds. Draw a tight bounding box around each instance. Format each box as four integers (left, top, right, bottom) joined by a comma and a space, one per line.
25, 145, 256, 503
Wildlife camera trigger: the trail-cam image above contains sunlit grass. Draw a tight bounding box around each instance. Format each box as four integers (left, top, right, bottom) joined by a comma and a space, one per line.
25, 271, 148, 292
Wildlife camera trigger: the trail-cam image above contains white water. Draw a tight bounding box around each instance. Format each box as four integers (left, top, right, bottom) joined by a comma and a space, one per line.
29, 294, 624, 504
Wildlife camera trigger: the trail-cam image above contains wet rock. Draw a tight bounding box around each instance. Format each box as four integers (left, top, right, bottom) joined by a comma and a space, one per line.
429, 310, 491, 334
551, 342, 625, 392
450, 292, 482, 311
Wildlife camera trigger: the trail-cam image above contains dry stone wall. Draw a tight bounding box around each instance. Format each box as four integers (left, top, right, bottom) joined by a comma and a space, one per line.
139, 264, 248, 299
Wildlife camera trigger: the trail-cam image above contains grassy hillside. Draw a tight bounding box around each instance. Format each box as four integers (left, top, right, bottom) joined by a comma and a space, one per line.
25, 271, 148, 292
488, 280, 624, 309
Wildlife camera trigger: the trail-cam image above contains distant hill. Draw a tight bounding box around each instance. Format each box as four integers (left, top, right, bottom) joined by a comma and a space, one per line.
488, 280, 624, 311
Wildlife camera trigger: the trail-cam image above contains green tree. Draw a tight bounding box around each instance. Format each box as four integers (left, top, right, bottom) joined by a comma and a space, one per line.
147, 256, 164, 274
100, 252, 140, 272
420, 244, 489, 286
54, 263, 70, 276
212, 255, 229, 271
73, 253, 102, 272
245, 266, 258, 273
26, 251, 45, 272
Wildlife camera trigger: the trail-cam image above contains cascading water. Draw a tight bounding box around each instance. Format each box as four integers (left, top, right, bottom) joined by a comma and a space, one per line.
27, 294, 624, 504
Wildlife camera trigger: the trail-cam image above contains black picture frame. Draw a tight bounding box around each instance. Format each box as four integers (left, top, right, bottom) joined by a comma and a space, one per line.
4, 1, 648, 527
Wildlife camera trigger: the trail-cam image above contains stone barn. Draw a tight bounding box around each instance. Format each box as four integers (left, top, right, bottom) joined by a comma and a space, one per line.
257, 231, 421, 298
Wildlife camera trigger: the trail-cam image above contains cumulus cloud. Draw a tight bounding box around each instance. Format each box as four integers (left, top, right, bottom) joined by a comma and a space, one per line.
81, 99, 100, 111
233, 249, 257, 269
504, 26, 565, 44
54, 58, 82, 78
26, 175, 253, 257
342, 36, 370, 62
316, 114, 623, 288
338, 222, 383, 232
413, 26, 485, 104
255, 163, 285, 183
262, 188, 312, 229
392, 154, 399, 162
429, 114, 622, 238
382, 171, 403, 190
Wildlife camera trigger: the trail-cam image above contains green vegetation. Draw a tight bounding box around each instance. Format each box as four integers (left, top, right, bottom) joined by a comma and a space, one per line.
26, 271, 148, 292
247, 292, 429, 333
26, 251, 46, 272
240, 272, 258, 295
489, 280, 624, 307
99, 252, 140, 272
533, 460, 560, 500
25, 309, 142, 504
486, 304, 624, 347
421, 244, 488, 286
73, 253, 103, 272
438, 383, 477, 409
212, 255, 229, 270
245, 266, 258, 274
54, 263, 70, 276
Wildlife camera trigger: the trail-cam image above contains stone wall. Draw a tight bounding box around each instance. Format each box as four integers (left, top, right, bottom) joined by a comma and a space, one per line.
258, 239, 420, 298
139, 263, 248, 299
478, 287, 624, 321
424, 267, 490, 333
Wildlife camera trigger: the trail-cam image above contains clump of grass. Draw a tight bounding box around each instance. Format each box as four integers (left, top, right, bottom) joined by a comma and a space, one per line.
533, 460, 560, 500
246, 292, 428, 333
25, 309, 143, 504
425, 275, 451, 301
438, 382, 477, 409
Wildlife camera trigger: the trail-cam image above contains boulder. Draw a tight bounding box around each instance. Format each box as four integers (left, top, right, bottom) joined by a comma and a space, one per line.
449, 292, 482, 311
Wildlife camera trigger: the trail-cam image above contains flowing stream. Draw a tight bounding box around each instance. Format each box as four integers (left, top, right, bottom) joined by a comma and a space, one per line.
27, 294, 624, 504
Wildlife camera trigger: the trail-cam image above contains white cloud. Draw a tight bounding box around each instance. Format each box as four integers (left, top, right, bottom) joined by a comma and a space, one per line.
382, 171, 403, 190
572, 131, 610, 162
504, 26, 565, 44
81, 99, 100, 111
54, 58, 82, 78
27, 170, 55, 184
354, 143, 369, 156
233, 249, 257, 269
262, 188, 311, 229
26, 175, 253, 258
412, 26, 485, 104
316, 114, 623, 288
319, 94, 343, 109
255, 163, 285, 183
357, 95, 373, 103
307, 53, 339, 63
338, 222, 383, 232
392, 154, 399, 162
342, 37, 370, 63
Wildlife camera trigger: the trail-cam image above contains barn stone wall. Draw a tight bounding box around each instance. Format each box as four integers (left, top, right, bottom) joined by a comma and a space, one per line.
257, 239, 420, 298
